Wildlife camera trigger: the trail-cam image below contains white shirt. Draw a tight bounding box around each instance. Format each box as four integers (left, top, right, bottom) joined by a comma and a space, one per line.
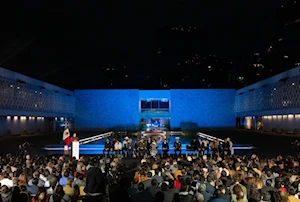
0, 178, 13, 188
114, 142, 122, 150
10, 166, 17, 172
45, 166, 53, 174
40, 174, 50, 187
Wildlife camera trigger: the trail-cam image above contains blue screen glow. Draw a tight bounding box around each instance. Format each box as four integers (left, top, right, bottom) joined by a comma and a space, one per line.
74, 90, 140, 130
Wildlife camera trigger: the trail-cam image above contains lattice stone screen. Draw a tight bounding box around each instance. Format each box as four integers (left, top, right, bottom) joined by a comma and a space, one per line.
235, 75, 300, 113
0, 76, 75, 115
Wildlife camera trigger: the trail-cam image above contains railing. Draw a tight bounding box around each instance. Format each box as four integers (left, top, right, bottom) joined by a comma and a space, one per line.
170, 131, 184, 135
197, 132, 225, 142
79, 131, 113, 145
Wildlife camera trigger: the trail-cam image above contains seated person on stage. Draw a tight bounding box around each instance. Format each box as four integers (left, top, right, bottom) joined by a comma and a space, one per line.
138, 138, 146, 156
114, 139, 123, 155
190, 138, 198, 151
123, 137, 129, 155
150, 139, 158, 157
162, 139, 169, 158
211, 139, 219, 156
174, 137, 182, 156
126, 138, 134, 157
222, 138, 230, 156
146, 137, 152, 155
71, 133, 79, 142
203, 138, 209, 154
197, 139, 205, 155
103, 138, 112, 155
112, 138, 117, 150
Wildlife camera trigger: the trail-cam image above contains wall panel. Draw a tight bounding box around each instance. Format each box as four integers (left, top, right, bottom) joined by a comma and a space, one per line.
170, 89, 236, 129
74, 90, 140, 130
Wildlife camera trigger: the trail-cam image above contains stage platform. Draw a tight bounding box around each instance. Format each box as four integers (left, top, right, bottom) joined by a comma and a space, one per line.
44, 131, 255, 156
44, 144, 254, 155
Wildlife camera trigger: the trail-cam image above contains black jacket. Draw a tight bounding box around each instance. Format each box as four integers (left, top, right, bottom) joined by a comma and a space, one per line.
174, 142, 181, 150
190, 140, 197, 150
84, 166, 104, 194
162, 142, 169, 151
104, 141, 111, 149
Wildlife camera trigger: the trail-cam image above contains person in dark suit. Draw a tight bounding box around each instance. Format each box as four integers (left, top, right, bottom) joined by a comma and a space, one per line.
190, 138, 198, 151
146, 179, 161, 198
174, 137, 181, 157
103, 138, 112, 155
142, 172, 153, 189
162, 139, 169, 158
198, 183, 211, 202
84, 159, 104, 202
216, 185, 230, 202
132, 182, 152, 202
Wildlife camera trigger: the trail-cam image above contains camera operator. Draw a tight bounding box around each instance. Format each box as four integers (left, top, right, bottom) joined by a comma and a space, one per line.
17, 142, 31, 158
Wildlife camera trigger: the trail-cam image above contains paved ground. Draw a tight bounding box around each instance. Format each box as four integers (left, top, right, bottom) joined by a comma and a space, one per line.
205, 130, 298, 157
0, 131, 97, 156
0, 130, 298, 157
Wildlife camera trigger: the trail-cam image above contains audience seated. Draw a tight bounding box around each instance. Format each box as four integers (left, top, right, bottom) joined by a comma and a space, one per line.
1, 136, 300, 202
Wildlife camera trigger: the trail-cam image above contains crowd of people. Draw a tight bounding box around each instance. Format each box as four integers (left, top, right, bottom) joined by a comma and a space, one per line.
0, 153, 124, 202
1, 134, 300, 202
127, 152, 300, 202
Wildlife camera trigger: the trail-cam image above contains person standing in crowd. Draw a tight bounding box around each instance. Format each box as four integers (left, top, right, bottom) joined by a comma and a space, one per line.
174, 137, 181, 157
162, 139, 169, 158
84, 159, 104, 202
131, 183, 152, 202
103, 138, 112, 155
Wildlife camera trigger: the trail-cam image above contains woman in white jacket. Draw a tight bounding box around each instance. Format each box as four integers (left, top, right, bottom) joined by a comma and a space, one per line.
114, 139, 123, 155
150, 139, 158, 157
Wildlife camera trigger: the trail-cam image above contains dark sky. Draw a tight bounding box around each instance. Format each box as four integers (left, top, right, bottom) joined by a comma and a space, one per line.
0, 0, 280, 89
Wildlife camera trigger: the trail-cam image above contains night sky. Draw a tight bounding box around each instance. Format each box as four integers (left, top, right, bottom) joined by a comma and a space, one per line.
0, 0, 296, 90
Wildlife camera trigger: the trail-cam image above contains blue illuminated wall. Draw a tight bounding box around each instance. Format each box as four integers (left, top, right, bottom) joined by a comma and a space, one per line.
74, 90, 140, 130
170, 89, 236, 129
139, 90, 170, 99
74, 89, 236, 130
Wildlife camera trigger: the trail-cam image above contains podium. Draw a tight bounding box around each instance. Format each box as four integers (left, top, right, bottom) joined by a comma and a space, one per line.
71, 141, 79, 160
